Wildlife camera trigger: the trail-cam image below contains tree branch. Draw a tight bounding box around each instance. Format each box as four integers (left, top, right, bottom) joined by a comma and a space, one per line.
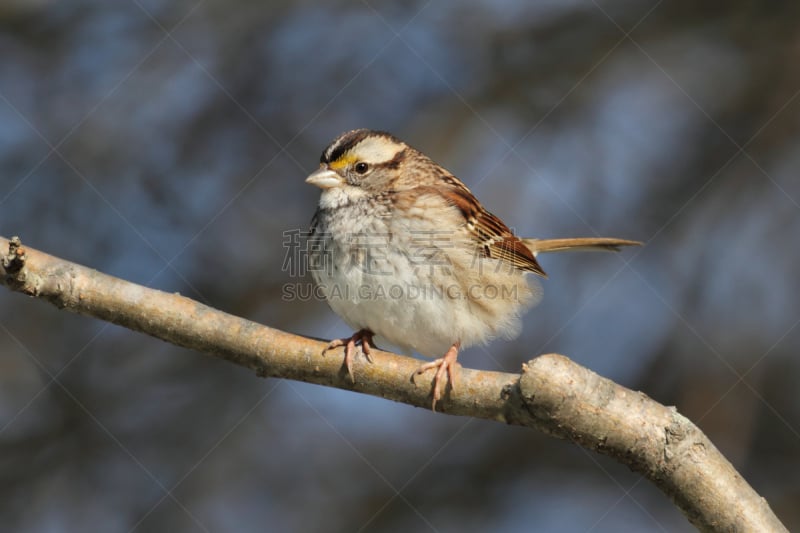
0, 236, 787, 532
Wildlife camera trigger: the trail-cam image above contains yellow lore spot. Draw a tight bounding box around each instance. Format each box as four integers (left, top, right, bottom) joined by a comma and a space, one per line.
328, 154, 357, 170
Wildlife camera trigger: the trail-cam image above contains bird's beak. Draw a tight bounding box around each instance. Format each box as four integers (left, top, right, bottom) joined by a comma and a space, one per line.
305, 166, 344, 189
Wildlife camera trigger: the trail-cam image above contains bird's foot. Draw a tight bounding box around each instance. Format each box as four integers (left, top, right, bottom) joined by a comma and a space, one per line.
322, 329, 375, 382
412, 342, 460, 411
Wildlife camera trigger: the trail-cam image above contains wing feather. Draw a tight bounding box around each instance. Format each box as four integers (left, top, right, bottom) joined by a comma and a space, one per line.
411, 180, 546, 277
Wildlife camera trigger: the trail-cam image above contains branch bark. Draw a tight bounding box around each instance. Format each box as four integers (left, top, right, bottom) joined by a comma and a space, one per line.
0, 236, 787, 533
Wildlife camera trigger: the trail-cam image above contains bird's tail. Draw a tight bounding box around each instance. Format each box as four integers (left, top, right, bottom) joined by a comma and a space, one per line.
522, 237, 641, 256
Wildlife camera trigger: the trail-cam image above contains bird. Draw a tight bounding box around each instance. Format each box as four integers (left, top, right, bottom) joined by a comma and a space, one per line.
305, 129, 640, 410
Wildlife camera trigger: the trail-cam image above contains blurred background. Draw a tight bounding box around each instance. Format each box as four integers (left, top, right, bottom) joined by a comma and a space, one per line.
1, 1, 799, 531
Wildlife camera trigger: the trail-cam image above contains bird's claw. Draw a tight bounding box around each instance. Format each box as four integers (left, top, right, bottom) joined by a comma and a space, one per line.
412, 343, 460, 411
322, 329, 375, 382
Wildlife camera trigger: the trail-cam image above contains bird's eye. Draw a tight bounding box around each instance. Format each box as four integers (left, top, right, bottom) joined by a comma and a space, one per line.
354, 162, 369, 174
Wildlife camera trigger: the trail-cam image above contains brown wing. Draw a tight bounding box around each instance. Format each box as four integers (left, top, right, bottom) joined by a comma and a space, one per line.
414, 178, 546, 277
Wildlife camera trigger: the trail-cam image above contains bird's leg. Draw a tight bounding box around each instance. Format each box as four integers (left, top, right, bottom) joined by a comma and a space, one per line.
412, 342, 461, 411
322, 329, 375, 382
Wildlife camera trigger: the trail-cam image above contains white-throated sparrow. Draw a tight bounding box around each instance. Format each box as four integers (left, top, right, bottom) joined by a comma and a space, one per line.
306, 129, 639, 410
